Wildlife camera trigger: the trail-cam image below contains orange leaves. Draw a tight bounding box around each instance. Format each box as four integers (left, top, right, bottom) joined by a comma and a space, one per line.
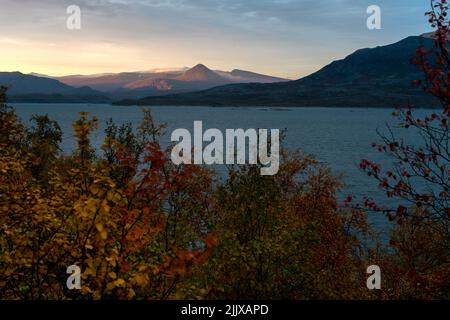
203, 233, 219, 249
95, 223, 108, 240
168, 249, 211, 278
143, 142, 165, 169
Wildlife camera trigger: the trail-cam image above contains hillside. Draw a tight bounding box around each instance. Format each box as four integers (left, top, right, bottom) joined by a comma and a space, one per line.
116, 36, 439, 107
0, 72, 110, 103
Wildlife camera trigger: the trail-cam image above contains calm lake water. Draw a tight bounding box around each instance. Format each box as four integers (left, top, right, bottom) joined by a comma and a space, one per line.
13, 103, 433, 237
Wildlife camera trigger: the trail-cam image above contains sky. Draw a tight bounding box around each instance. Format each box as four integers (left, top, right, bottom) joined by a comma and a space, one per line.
0, 0, 433, 79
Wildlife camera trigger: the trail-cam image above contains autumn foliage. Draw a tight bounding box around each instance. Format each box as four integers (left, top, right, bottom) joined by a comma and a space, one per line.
359, 0, 450, 299
0, 91, 217, 299
0, 86, 380, 299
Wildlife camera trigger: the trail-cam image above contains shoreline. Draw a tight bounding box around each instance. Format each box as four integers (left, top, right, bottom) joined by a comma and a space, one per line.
7, 101, 442, 110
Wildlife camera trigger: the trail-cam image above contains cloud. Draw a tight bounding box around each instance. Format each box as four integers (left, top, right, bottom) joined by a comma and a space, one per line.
1, 0, 428, 36
0, 0, 432, 78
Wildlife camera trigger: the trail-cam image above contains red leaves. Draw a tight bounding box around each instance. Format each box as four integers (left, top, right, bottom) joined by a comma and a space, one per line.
164, 234, 218, 277
203, 233, 219, 249
342, 195, 353, 207
379, 179, 389, 189
416, 151, 426, 161
388, 142, 399, 152
400, 170, 411, 178
359, 159, 381, 176
362, 197, 383, 212
360, 1, 450, 227
396, 205, 408, 216
143, 142, 165, 169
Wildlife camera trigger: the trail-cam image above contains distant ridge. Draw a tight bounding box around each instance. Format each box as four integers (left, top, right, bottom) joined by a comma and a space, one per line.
0, 72, 110, 103
51, 65, 288, 99
115, 36, 440, 108
175, 64, 226, 82
0, 65, 288, 102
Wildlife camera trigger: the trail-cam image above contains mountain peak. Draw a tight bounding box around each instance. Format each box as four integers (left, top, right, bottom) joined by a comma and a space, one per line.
176, 64, 225, 82
191, 63, 209, 70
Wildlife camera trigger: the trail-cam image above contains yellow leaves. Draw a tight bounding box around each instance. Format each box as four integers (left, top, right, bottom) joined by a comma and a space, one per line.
106, 248, 119, 267
95, 223, 104, 232
106, 190, 123, 205
84, 266, 97, 277
86, 198, 100, 213
80, 285, 92, 295
127, 288, 136, 299
106, 282, 115, 291
138, 265, 147, 272
74, 198, 101, 219
115, 278, 126, 287
106, 190, 115, 202
133, 274, 149, 287
96, 223, 108, 240
72, 112, 99, 154
108, 272, 117, 279
89, 184, 101, 196
92, 289, 102, 300
100, 200, 111, 214
106, 278, 126, 291
106, 257, 117, 268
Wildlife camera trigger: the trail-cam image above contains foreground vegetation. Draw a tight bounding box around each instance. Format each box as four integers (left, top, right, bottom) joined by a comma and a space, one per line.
0, 86, 448, 299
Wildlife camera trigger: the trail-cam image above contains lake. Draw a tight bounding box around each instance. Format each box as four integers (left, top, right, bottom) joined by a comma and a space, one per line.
12, 103, 431, 237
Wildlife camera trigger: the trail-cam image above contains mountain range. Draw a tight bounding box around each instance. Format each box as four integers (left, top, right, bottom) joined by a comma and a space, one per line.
1, 35, 442, 107
57, 64, 288, 99
0, 65, 288, 103
116, 36, 440, 108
